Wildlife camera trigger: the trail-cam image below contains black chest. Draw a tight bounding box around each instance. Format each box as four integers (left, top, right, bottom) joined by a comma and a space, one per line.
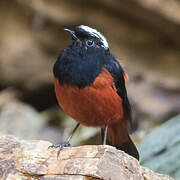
53, 46, 109, 88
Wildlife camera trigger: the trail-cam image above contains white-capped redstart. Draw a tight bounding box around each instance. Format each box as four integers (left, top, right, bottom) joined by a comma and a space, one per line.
50, 25, 139, 160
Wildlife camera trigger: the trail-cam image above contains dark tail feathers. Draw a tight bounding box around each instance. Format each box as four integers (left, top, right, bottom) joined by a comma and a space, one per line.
101, 123, 139, 160
115, 135, 139, 160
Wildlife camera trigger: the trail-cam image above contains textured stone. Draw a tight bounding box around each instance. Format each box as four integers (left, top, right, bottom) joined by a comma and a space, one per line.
0, 135, 173, 180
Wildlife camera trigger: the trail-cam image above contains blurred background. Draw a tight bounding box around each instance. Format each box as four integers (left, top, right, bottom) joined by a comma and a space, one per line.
0, 0, 180, 179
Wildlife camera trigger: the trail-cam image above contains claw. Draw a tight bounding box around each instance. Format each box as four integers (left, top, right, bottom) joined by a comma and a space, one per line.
48, 142, 71, 158
48, 123, 80, 158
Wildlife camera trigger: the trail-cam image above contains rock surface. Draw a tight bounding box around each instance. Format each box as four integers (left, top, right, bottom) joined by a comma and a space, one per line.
0, 135, 173, 180
139, 115, 180, 179
0, 0, 180, 138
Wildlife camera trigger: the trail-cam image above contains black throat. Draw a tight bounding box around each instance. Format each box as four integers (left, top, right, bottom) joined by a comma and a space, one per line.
53, 44, 110, 88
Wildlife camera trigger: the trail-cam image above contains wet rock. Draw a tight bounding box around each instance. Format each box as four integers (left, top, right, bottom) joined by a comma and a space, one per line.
139, 115, 180, 179
0, 135, 173, 180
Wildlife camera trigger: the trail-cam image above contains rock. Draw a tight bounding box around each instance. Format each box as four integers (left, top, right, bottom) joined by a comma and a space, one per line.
139, 115, 180, 179
0, 88, 19, 106
0, 100, 44, 139
0, 0, 180, 154
0, 135, 173, 180
0, 97, 63, 143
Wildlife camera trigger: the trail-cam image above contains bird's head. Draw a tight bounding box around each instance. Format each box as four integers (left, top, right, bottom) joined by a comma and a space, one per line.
54, 25, 113, 87
64, 25, 109, 51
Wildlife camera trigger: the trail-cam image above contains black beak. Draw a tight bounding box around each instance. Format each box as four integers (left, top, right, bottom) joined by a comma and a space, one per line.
64, 28, 79, 40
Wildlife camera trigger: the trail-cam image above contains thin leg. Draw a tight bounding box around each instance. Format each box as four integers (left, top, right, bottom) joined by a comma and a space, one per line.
49, 123, 80, 157
64, 123, 80, 143
103, 125, 108, 145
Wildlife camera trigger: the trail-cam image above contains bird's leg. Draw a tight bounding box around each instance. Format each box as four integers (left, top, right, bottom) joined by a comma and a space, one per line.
49, 123, 80, 157
103, 125, 108, 145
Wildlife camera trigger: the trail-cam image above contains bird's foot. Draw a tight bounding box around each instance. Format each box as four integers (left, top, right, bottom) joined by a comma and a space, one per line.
48, 141, 71, 157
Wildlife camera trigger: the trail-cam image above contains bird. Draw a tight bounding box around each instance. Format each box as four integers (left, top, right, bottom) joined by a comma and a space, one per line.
50, 25, 139, 160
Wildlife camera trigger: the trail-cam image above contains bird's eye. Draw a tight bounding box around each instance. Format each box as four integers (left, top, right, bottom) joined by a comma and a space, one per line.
86, 40, 94, 47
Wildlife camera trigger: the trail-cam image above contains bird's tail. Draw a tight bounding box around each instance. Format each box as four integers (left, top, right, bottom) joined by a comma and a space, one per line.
101, 121, 139, 160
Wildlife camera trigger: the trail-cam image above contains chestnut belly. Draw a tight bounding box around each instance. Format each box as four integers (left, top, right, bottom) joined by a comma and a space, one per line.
54, 78, 124, 127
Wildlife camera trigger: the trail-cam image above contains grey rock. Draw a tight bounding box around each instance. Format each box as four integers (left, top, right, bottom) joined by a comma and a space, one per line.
0, 100, 62, 142
139, 115, 180, 179
0, 101, 45, 139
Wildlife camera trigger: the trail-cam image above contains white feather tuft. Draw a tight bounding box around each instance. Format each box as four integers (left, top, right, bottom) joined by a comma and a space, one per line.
78, 25, 109, 49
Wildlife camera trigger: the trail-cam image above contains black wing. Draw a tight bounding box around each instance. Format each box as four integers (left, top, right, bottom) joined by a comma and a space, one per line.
104, 54, 134, 133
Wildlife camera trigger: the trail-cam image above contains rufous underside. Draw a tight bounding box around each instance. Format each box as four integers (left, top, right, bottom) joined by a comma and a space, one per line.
54, 69, 125, 127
